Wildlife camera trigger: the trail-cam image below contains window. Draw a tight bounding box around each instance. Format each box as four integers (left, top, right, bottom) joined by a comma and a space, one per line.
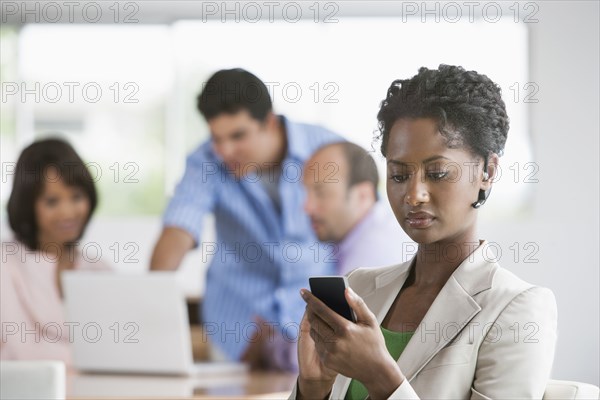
2, 18, 530, 220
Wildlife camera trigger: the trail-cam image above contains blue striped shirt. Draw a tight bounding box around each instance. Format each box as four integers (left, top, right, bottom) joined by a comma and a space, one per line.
163, 116, 343, 361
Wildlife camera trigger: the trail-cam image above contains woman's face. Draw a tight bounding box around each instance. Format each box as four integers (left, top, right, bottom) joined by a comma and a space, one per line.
35, 168, 91, 248
386, 118, 490, 246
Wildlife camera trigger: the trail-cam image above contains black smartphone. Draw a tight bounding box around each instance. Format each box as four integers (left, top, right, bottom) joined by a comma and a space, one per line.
308, 276, 357, 322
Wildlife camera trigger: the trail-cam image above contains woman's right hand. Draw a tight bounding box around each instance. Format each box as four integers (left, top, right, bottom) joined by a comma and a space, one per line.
297, 309, 337, 399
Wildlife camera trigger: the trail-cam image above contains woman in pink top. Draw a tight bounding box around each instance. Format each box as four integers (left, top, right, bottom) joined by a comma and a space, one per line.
1, 138, 109, 366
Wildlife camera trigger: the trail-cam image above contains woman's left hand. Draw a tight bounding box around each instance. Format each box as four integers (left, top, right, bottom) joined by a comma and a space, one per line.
300, 287, 406, 399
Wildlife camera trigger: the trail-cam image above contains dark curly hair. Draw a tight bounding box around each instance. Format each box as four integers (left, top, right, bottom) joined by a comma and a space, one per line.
376, 64, 509, 160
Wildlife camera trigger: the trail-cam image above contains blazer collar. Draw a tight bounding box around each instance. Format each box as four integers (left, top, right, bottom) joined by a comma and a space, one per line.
371, 240, 496, 295
332, 240, 498, 397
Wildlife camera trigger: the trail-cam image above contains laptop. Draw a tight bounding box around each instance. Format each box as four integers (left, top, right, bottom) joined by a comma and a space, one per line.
61, 272, 247, 376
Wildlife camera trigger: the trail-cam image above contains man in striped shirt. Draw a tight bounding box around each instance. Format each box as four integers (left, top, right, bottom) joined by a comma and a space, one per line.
150, 69, 343, 371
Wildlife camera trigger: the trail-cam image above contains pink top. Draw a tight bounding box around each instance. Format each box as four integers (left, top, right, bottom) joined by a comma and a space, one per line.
1, 241, 110, 366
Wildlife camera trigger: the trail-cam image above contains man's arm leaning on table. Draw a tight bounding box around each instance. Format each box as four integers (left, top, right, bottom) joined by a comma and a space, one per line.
150, 143, 217, 271
150, 227, 195, 271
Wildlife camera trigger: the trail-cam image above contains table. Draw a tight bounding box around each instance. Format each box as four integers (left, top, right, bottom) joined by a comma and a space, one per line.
66, 371, 296, 399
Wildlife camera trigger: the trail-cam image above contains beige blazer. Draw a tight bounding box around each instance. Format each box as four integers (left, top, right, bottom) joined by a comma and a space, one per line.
290, 240, 558, 399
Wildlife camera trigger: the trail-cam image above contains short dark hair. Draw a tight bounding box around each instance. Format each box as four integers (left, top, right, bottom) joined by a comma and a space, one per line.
197, 68, 273, 122
317, 142, 379, 199
7, 138, 98, 250
376, 64, 509, 160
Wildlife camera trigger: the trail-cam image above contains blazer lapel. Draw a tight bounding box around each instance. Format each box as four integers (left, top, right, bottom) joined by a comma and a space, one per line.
399, 240, 497, 381
397, 276, 482, 381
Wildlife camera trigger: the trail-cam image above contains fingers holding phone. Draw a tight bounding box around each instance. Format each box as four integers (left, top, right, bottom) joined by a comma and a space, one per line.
296, 297, 338, 400
299, 277, 403, 393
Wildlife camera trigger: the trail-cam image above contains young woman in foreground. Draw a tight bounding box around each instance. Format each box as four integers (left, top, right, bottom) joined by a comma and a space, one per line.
293, 65, 557, 399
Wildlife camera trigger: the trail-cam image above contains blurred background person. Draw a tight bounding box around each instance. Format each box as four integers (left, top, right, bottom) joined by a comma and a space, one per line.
1, 138, 109, 365
150, 68, 343, 371
303, 142, 413, 275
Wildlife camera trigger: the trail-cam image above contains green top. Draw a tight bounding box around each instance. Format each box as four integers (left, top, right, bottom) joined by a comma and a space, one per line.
344, 327, 415, 400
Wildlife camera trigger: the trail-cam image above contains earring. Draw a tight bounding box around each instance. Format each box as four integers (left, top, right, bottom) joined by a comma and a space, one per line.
471, 189, 487, 209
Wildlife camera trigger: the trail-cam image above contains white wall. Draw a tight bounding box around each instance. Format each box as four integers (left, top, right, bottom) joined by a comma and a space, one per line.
478, 1, 599, 385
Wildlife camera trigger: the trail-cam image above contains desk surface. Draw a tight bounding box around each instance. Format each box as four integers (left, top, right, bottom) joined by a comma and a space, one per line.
67, 371, 296, 399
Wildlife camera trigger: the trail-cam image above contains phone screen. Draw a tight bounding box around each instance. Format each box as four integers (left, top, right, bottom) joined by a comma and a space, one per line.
309, 276, 356, 322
